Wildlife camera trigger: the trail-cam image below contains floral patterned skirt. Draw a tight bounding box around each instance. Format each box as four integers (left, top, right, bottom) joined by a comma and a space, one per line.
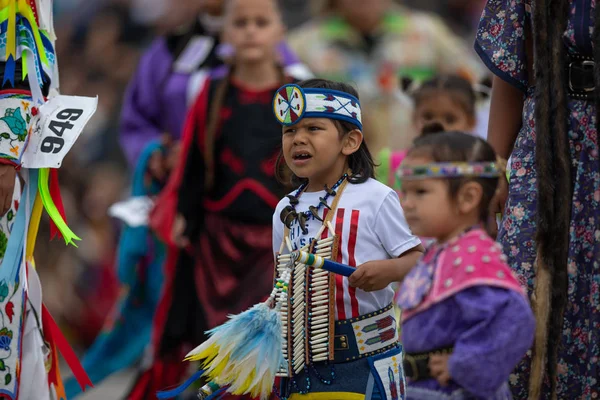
499, 90, 600, 399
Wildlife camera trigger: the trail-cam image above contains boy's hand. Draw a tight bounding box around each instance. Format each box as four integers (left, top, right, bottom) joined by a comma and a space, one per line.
348, 246, 423, 292
348, 261, 395, 292
429, 354, 452, 387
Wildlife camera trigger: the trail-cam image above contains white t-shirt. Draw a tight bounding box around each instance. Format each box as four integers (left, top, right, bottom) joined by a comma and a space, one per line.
273, 178, 420, 320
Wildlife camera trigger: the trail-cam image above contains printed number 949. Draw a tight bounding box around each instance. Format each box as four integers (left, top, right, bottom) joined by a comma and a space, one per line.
41, 108, 83, 154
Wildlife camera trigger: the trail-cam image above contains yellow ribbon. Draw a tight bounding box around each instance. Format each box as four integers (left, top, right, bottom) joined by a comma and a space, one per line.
26, 189, 42, 262
18, 0, 48, 66
5, 0, 15, 62
0, 0, 50, 68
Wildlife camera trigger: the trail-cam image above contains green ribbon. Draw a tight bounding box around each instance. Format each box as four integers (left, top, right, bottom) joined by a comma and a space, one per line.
38, 168, 80, 246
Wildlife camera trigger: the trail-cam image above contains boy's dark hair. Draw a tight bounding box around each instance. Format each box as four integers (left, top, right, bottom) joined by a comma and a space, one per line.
407, 130, 499, 228
275, 78, 376, 187
412, 75, 477, 119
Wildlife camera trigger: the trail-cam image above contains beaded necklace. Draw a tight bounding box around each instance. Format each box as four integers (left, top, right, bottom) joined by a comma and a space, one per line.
280, 173, 349, 234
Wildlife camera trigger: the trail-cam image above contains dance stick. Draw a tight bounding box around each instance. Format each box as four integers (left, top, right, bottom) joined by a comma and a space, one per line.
292, 251, 356, 277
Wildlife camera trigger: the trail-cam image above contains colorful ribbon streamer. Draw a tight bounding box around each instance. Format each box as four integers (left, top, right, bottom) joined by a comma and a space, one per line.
3, 0, 15, 86
38, 168, 80, 246
0, 0, 51, 88
47, 168, 67, 241
42, 304, 93, 399
25, 188, 42, 260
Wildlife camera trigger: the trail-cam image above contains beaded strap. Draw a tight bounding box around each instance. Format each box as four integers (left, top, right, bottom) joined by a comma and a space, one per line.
396, 162, 501, 180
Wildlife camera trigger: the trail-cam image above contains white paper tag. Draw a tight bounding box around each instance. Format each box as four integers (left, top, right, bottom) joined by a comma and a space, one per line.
173, 36, 215, 74
108, 196, 154, 227
21, 95, 98, 169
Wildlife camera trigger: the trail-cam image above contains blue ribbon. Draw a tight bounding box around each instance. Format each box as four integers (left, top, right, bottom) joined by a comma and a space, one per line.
2, 54, 15, 87
1, 168, 37, 285
0, 16, 54, 87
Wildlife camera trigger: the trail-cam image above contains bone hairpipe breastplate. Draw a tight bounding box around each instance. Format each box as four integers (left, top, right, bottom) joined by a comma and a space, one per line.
276, 222, 338, 377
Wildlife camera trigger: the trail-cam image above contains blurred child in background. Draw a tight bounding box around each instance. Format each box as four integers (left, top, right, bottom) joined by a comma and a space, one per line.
377, 75, 479, 192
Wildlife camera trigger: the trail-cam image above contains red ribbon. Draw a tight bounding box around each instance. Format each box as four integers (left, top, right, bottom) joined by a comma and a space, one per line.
28, 1, 40, 26
48, 169, 67, 240
42, 304, 93, 393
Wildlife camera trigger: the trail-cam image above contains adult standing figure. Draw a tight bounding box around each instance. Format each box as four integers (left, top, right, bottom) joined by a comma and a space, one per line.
477, 0, 599, 398
288, 0, 484, 155
120, 0, 225, 171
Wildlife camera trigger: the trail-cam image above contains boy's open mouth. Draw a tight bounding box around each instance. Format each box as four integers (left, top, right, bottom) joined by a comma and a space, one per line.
292, 152, 312, 160
294, 154, 312, 160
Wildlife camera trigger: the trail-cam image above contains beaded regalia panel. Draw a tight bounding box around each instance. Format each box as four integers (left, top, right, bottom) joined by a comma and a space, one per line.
275, 173, 349, 378
276, 221, 339, 377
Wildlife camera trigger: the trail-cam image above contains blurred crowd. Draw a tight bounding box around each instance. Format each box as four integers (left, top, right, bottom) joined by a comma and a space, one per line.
37, 0, 488, 350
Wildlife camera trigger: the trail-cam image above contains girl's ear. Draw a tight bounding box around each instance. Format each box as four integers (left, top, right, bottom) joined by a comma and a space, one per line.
456, 181, 483, 216
342, 129, 363, 156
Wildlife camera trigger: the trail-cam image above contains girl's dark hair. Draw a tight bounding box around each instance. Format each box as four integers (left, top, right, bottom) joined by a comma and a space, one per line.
412, 75, 477, 119
275, 78, 376, 187
408, 131, 499, 230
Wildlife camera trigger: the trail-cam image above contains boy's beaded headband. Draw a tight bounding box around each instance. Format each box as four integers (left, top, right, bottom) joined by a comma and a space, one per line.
273, 84, 363, 130
396, 162, 502, 180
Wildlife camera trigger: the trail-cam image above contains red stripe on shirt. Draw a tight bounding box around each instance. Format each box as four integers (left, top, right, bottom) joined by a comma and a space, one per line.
348, 210, 360, 317
321, 208, 329, 239
335, 208, 346, 320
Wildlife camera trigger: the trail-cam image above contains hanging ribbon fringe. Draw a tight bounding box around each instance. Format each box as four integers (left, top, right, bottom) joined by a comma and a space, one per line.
38, 168, 80, 246
48, 168, 67, 240
0, 0, 51, 88
26, 190, 42, 260
2, 0, 15, 86
42, 304, 93, 397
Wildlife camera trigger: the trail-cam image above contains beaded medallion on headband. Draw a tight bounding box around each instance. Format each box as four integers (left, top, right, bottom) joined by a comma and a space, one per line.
273, 84, 363, 130
396, 162, 501, 180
